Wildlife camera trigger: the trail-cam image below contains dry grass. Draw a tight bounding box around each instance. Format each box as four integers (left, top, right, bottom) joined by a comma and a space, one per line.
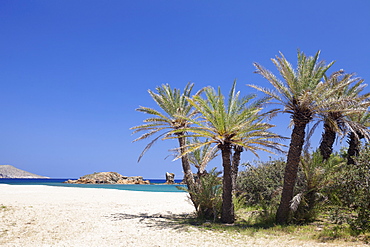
177, 207, 370, 246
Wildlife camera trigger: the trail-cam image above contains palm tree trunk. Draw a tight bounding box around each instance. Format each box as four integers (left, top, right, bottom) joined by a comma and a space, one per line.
347, 132, 361, 165
319, 122, 336, 160
220, 143, 235, 224
177, 135, 196, 193
306, 189, 317, 215
231, 145, 243, 193
276, 120, 308, 224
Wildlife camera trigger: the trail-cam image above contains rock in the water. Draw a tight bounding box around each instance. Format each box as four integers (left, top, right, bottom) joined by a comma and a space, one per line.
117, 178, 150, 185
64, 172, 150, 184
165, 172, 175, 184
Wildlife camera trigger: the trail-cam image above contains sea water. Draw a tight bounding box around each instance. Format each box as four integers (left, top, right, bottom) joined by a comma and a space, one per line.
0, 178, 187, 193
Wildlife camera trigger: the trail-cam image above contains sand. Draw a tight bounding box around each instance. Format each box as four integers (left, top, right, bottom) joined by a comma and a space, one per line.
0, 184, 366, 247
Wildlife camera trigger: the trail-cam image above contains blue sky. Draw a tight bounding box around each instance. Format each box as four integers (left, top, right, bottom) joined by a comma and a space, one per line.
1, 1, 369, 179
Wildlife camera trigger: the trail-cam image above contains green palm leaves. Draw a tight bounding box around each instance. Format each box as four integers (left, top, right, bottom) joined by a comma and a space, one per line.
131, 83, 198, 161
131, 50, 369, 225
250, 51, 335, 119
181, 81, 284, 156
186, 137, 219, 177
132, 81, 284, 224
251, 50, 370, 224
176, 81, 284, 223
251, 50, 337, 224
131, 83, 201, 195
347, 111, 370, 165
316, 72, 370, 160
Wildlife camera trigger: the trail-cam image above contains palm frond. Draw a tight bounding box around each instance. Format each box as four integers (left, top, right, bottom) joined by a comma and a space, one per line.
137, 133, 166, 162
131, 83, 198, 160
290, 193, 303, 212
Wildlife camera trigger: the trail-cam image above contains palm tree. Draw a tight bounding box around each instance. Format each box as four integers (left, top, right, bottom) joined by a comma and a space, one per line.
346, 111, 370, 165
249, 50, 351, 224
185, 138, 221, 219
130, 83, 202, 194
315, 72, 370, 160
177, 81, 284, 223
187, 137, 219, 179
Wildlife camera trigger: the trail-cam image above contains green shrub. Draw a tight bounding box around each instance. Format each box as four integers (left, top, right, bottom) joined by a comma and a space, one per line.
236, 158, 286, 208
178, 168, 222, 221
236, 153, 344, 224
327, 146, 370, 233
290, 151, 344, 223
233, 193, 247, 212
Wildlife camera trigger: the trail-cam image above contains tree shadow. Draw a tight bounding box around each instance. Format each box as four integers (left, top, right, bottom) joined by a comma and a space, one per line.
106, 212, 194, 231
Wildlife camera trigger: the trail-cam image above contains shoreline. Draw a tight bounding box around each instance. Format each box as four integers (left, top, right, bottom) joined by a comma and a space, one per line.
0, 180, 187, 193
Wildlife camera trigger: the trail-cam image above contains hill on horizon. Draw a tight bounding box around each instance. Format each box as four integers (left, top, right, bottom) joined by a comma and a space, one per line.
0, 165, 49, 178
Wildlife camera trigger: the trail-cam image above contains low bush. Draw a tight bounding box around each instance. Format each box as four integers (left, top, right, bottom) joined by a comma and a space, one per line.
290, 151, 343, 223
178, 168, 222, 221
326, 146, 370, 233
236, 158, 286, 208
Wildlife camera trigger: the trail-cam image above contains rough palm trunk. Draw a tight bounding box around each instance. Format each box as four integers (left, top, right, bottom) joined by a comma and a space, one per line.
276, 119, 309, 224
220, 143, 234, 224
306, 190, 317, 215
177, 134, 197, 200
319, 122, 336, 160
231, 145, 243, 193
347, 132, 361, 166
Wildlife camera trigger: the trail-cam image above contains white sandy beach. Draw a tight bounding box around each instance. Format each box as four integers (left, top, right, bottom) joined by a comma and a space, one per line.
0, 184, 366, 247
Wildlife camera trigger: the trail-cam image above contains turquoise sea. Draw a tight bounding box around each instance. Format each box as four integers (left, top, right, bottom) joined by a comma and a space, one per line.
0, 178, 187, 193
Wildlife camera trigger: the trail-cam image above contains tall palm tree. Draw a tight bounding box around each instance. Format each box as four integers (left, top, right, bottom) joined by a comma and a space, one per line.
249, 50, 351, 224
130, 83, 202, 194
315, 72, 370, 160
177, 81, 284, 223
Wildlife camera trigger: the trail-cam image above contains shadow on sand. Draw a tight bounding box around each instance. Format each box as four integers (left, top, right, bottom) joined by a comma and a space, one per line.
106, 212, 194, 230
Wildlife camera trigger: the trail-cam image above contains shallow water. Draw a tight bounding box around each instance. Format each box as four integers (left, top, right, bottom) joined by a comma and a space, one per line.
0, 178, 187, 193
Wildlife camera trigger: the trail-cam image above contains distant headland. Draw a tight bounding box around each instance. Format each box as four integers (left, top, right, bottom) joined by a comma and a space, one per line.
0, 165, 49, 178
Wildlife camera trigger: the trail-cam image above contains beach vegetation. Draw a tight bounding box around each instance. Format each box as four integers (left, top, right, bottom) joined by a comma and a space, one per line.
186, 137, 219, 179
178, 167, 222, 221
132, 50, 370, 241
289, 150, 343, 223
315, 72, 370, 160
236, 158, 285, 209
345, 111, 370, 165
248, 50, 360, 224
325, 145, 370, 233
178, 196, 370, 245
130, 83, 203, 207
176, 81, 285, 223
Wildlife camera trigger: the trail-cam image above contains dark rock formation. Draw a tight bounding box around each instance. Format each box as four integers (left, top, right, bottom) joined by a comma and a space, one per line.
165, 172, 175, 184
64, 172, 150, 184
0, 165, 49, 178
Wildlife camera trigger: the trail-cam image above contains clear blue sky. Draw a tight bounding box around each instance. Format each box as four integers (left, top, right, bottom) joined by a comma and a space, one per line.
1, 1, 369, 179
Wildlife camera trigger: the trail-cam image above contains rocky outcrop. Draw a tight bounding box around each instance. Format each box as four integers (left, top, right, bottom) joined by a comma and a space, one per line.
116, 176, 150, 184
165, 172, 175, 184
0, 165, 49, 178
64, 172, 150, 184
